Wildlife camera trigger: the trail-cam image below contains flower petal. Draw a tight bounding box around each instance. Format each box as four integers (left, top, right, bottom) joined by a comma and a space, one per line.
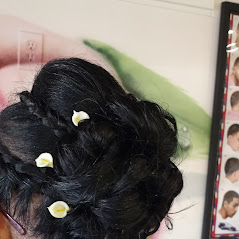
72, 110, 90, 126
47, 201, 70, 218
35, 153, 53, 168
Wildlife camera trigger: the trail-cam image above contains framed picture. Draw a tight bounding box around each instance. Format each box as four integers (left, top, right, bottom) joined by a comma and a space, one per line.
203, 2, 239, 239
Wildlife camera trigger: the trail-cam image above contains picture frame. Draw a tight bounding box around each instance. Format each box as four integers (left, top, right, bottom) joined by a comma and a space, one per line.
203, 2, 239, 239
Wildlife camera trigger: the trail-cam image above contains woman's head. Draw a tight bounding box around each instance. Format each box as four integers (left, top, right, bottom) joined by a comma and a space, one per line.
0, 58, 183, 239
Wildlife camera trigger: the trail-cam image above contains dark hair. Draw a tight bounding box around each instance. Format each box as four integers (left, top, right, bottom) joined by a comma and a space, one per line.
0, 58, 183, 239
222, 191, 239, 205
227, 124, 239, 137
225, 158, 239, 175
231, 91, 239, 108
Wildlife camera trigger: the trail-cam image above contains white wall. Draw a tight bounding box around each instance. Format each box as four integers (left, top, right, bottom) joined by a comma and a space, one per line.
156, 0, 214, 9
1, 0, 217, 114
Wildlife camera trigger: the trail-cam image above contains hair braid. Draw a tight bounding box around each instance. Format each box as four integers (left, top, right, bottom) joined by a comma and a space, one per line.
19, 91, 73, 138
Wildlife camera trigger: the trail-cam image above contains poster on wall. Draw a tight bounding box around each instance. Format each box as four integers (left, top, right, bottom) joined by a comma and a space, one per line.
0, 1, 213, 238
203, 2, 239, 239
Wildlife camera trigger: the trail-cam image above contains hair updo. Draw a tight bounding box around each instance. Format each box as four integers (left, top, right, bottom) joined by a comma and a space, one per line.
0, 58, 183, 239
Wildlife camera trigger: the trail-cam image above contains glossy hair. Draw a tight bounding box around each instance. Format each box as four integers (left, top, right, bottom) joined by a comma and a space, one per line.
225, 157, 239, 175
0, 58, 183, 239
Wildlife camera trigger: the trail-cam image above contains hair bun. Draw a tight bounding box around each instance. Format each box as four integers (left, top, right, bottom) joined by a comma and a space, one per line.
0, 58, 183, 239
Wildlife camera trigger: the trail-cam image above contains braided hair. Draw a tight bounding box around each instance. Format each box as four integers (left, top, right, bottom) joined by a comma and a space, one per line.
0, 58, 183, 239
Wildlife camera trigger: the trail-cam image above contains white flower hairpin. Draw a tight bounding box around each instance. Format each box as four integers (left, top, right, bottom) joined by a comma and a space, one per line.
35, 153, 53, 168
47, 201, 70, 218
72, 110, 90, 126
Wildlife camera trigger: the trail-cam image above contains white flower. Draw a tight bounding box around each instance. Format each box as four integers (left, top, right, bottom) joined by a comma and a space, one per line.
47, 201, 70, 218
72, 110, 90, 126
35, 153, 53, 168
